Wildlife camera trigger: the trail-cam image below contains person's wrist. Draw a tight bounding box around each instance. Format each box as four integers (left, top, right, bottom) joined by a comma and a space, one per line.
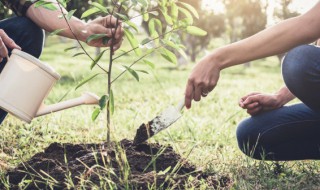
274, 93, 289, 107
73, 21, 88, 42
209, 47, 231, 71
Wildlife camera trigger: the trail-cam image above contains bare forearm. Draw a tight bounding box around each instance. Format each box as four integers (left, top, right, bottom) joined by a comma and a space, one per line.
210, 3, 320, 70
275, 86, 296, 106
26, 1, 87, 42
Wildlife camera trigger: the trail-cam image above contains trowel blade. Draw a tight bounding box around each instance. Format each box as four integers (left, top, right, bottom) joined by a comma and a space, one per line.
133, 105, 182, 144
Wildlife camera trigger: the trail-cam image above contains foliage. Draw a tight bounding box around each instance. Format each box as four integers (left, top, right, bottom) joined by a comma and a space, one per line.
37, 0, 207, 143
0, 4, 12, 19
1, 42, 320, 189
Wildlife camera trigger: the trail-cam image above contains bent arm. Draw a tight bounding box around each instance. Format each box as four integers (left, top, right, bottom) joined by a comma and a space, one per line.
275, 86, 296, 106
25, 1, 88, 42
211, 2, 320, 70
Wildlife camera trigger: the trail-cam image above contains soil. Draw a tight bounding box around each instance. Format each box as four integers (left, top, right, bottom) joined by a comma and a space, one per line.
133, 121, 155, 144
5, 139, 230, 189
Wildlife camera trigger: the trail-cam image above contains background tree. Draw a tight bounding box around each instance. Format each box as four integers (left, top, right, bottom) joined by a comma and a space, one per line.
224, 0, 267, 67
183, 12, 225, 62
224, 0, 267, 43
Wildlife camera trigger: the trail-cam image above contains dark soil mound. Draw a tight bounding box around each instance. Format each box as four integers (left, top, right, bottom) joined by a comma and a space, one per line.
5, 139, 230, 189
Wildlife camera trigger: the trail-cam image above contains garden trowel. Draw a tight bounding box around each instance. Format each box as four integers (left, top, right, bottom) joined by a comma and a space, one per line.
133, 99, 185, 144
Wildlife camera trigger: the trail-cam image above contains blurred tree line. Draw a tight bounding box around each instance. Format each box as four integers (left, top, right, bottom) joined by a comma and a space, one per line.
0, 0, 299, 63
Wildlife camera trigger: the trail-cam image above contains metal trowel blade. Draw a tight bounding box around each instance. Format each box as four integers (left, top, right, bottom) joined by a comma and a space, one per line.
133, 99, 184, 144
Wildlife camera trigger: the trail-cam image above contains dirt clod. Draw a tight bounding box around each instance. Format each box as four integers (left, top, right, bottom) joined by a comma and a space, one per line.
4, 139, 230, 189
133, 120, 155, 144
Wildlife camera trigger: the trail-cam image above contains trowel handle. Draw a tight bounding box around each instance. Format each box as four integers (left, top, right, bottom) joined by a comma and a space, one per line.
176, 98, 185, 111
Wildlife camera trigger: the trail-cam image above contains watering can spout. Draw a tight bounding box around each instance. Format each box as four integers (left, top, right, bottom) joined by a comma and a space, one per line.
36, 92, 100, 117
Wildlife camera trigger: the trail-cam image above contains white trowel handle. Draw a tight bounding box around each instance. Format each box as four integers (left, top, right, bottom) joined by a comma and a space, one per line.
176, 98, 185, 111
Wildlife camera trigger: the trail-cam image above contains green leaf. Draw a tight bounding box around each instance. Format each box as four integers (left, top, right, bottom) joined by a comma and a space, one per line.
136, 70, 149, 74
150, 30, 159, 45
178, 7, 193, 25
148, 19, 156, 36
162, 39, 179, 49
81, 7, 100, 19
161, 10, 173, 25
64, 46, 78, 52
125, 21, 138, 32
171, 3, 179, 19
177, 48, 188, 61
99, 95, 109, 110
92, 108, 101, 121
57, 0, 67, 8
75, 73, 101, 90
159, 166, 171, 175
114, 12, 129, 20
91, 50, 107, 70
154, 18, 163, 34
124, 29, 142, 56
143, 12, 149, 22
35, 1, 57, 11
49, 29, 64, 36
137, 0, 148, 7
72, 52, 85, 57
91, 2, 108, 13
186, 26, 207, 36
109, 89, 114, 115
161, 48, 177, 64
86, 34, 110, 43
178, 2, 199, 19
67, 9, 76, 20
143, 60, 155, 69
123, 66, 139, 81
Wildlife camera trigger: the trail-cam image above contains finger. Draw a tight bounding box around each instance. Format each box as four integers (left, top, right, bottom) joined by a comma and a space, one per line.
0, 37, 8, 58
193, 84, 202, 102
113, 38, 124, 51
115, 27, 124, 40
0, 31, 21, 50
200, 87, 209, 97
243, 95, 260, 106
240, 92, 260, 102
247, 106, 262, 116
105, 15, 118, 27
185, 79, 194, 109
245, 102, 260, 110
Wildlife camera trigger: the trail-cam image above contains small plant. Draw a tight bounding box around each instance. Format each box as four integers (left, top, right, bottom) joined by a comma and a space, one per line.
36, 0, 207, 144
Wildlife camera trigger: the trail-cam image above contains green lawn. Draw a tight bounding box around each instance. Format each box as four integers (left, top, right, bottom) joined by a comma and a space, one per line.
0, 36, 319, 189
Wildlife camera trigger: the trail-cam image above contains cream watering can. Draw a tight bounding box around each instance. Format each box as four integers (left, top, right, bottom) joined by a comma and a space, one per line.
0, 49, 99, 123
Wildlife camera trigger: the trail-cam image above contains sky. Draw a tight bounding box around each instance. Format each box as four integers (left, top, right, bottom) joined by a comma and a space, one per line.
202, 0, 318, 14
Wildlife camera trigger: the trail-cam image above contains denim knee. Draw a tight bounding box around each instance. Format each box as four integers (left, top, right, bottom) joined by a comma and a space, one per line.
236, 118, 265, 160
282, 45, 320, 110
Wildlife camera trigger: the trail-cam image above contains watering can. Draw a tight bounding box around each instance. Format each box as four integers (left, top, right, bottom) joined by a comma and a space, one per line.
0, 49, 100, 123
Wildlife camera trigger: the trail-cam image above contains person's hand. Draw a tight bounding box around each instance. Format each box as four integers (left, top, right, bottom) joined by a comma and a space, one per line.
239, 92, 283, 116
0, 29, 21, 62
185, 54, 221, 109
82, 16, 124, 51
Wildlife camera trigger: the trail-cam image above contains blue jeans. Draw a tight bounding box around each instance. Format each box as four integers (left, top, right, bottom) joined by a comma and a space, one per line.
237, 45, 320, 161
0, 17, 44, 124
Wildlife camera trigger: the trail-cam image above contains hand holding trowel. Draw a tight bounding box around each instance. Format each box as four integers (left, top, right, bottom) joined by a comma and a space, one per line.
133, 98, 185, 144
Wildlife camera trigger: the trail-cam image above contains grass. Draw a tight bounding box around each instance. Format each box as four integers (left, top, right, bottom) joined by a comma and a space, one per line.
0, 36, 320, 189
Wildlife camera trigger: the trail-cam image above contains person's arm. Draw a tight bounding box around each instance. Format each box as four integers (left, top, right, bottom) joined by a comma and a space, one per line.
25, 0, 123, 49
185, 2, 320, 109
239, 87, 296, 115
